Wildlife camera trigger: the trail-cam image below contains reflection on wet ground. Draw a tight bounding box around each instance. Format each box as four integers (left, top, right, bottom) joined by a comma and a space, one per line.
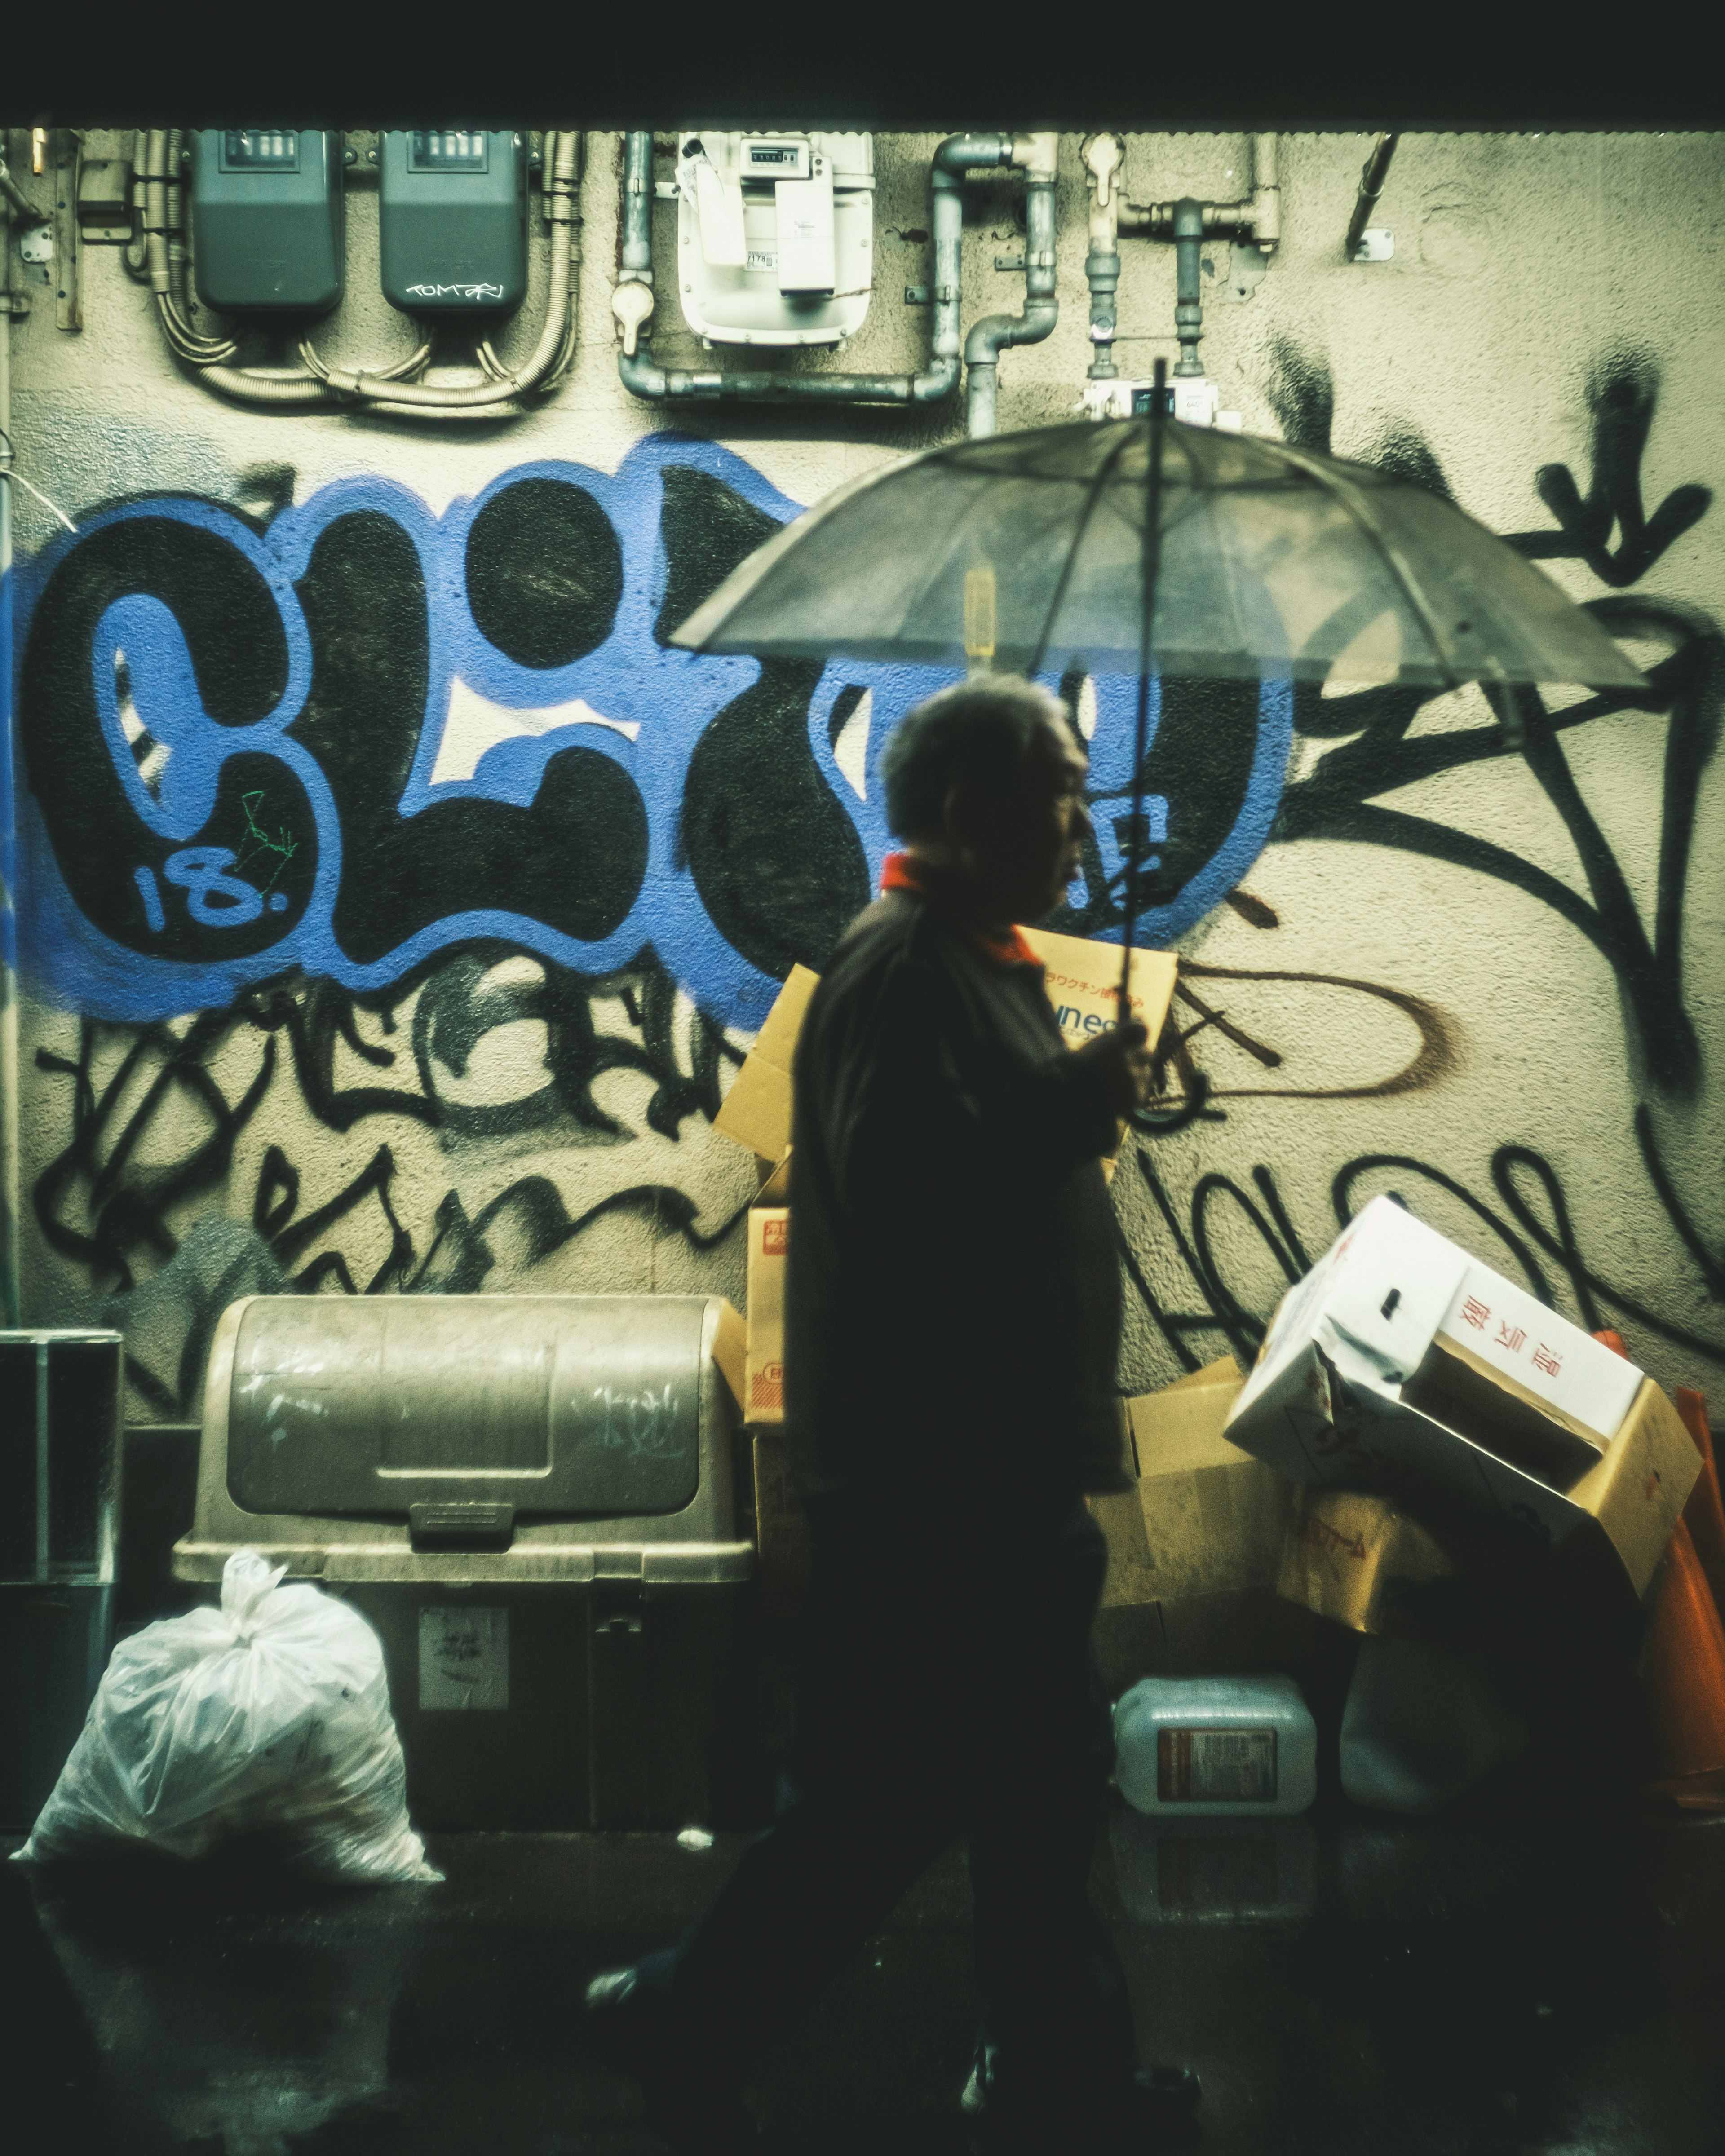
8, 1811, 1725, 2155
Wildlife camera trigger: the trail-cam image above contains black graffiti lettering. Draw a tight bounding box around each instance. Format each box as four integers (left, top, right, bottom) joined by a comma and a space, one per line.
660, 465, 871, 979
1049, 676, 1263, 940
29, 946, 754, 1415
1117, 1131, 1725, 1390
1261, 340, 1722, 1100
288, 509, 649, 967
18, 516, 320, 962
464, 477, 623, 668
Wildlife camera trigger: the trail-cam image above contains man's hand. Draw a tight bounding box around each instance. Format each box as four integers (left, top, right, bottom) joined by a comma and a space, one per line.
1075, 1018, 1153, 1116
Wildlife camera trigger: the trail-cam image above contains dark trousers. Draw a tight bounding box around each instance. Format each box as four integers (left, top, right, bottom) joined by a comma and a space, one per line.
635, 1487, 1137, 2098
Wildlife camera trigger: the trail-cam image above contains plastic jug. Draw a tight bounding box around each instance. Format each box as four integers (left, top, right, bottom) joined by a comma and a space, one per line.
1112, 1675, 1318, 1817
1339, 1635, 1528, 1816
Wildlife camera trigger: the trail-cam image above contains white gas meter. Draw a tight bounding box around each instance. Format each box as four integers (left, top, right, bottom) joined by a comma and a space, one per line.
674, 131, 874, 347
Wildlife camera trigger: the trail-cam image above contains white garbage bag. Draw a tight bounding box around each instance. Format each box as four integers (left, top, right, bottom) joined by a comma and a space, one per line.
12, 1551, 442, 1885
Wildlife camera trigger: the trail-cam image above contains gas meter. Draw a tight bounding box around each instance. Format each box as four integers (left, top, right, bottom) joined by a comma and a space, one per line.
675, 131, 873, 347
190, 130, 344, 314
379, 130, 528, 316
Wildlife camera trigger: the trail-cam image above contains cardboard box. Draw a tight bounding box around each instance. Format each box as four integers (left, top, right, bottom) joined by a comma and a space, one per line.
713, 1298, 748, 1416
1016, 925, 1177, 1054
1226, 1195, 1701, 1601
1275, 1486, 1455, 1635
712, 930, 1177, 1172
712, 963, 821, 1164
745, 1207, 789, 1426
1091, 1358, 1293, 1609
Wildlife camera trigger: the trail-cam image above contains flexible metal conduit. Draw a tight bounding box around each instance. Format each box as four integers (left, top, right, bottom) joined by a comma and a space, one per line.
143, 130, 580, 416
615, 130, 1054, 421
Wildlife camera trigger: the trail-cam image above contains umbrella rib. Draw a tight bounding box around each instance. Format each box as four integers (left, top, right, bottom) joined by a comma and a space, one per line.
1025, 426, 1138, 683
1267, 442, 1464, 689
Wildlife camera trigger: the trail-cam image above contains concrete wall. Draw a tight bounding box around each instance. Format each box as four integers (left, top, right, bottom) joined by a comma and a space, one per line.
4, 128, 1722, 1423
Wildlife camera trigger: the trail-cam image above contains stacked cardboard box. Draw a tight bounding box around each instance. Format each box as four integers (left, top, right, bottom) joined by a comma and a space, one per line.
711, 933, 1178, 1609
1091, 1197, 1703, 1679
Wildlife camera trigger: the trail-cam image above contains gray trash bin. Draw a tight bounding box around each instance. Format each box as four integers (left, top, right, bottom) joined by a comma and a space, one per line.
173, 1295, 755, 1831
0, 1330, 123, 1829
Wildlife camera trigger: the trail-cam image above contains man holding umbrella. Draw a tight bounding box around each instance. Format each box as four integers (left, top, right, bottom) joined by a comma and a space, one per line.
586, 363, 1644, 2153
587, 671, 1200, 2154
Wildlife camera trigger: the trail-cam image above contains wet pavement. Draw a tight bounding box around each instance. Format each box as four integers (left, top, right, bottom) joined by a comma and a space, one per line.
8, 1806, 1725, 2156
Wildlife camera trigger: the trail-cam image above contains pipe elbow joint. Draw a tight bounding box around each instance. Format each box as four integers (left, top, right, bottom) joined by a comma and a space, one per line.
933, 133, 1015, 177
618, 347, 670, 401
1012, 132, 1061, 178
964, 314, 1015, 367
911, 354, 961, 403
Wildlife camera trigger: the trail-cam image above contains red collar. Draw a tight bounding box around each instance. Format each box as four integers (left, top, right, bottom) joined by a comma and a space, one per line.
881, 852, 1044, 971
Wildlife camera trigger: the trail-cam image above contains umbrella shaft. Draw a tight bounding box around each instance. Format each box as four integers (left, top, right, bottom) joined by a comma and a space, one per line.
1120, 362, 1168, 1014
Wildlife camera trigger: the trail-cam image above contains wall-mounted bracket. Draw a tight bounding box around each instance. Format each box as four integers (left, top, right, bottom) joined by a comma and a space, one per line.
51, 128, 83, 331
1351, 228, 1394, 262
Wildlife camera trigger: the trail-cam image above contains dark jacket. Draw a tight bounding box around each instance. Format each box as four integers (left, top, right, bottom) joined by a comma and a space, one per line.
782, 888, 1132, 1514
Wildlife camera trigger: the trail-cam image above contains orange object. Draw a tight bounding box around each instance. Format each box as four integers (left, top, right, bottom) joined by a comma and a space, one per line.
1592, 1336, 1725, 1807
1638, 1520, 1725, 1807
1673, 1388, 1725, 1625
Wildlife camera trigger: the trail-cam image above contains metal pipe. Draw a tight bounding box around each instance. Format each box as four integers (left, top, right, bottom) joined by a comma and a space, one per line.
1250, 131, 1281, 251
1119, 198, 1257, 238
964, 134, 1060, 437
0, 159, 46, 225
1172, 197, 1204, 377
1345, 132, 1399, 261
1081, 134, 1123, 382
616, 129, 1018, 409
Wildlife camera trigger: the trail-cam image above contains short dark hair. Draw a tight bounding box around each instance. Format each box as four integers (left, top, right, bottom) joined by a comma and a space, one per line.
880, 676, 1075, 840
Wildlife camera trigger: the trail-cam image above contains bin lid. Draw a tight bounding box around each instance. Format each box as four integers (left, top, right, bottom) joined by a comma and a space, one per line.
226, 1297, 704, 1520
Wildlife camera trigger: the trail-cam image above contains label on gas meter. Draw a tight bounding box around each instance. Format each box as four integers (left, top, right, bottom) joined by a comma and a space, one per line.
1157, 1726, 1278, 1803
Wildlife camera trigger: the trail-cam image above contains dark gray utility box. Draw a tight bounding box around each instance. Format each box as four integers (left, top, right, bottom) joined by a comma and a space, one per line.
379, 130, 527, 316
0, 1331, 123, 1830
174, 1295, 755, 1832
191, 130, 344, 314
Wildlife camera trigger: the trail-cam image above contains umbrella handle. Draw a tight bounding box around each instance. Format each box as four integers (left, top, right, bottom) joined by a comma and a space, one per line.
1131, 1069, 1212, 1137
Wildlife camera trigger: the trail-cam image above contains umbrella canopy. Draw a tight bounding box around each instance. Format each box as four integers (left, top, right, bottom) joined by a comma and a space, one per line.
671, 415, 1643, 692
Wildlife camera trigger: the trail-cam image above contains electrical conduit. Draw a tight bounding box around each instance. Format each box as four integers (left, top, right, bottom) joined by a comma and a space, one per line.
146, 131, 579, 415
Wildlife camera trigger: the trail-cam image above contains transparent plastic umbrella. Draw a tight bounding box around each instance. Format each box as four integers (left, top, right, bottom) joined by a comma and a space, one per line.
672, 375, 1642, 1010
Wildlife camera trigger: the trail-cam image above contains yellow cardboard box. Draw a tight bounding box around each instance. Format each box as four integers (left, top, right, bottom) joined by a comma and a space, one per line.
713, 929, 1177, 1171
1091, 1358, 1293, 1609
1227, 1195, 1702, 1605
712, 963, 821, 1164
712, 1298, 748, 1417
1016, 926, 1177, 1054
745, 1206, 790, 1426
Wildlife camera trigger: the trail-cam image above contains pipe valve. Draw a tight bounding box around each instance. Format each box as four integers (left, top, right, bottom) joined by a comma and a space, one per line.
612, 277, 654, 358
1080, 133, 1123, 209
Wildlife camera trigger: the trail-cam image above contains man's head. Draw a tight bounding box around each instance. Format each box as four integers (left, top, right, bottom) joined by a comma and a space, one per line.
881, 676, 1091, 924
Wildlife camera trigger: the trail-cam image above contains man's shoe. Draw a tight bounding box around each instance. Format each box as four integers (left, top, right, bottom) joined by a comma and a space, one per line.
584, 1965, 760, 2155
962, 2043, 1202, 2152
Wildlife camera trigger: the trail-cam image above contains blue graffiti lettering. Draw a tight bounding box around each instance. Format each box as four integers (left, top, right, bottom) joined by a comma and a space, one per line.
15, 437, 1292, 1028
